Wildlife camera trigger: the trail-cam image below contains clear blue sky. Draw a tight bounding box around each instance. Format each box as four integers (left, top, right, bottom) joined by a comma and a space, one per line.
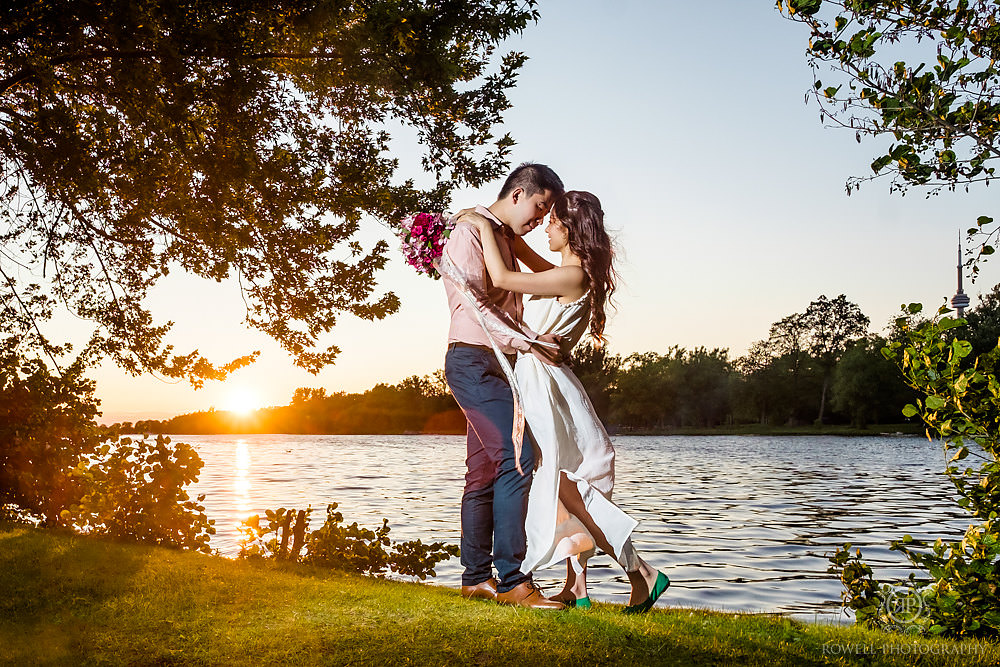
92, 1, 999, 423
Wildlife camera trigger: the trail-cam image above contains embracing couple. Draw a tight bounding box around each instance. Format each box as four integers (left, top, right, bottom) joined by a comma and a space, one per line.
441, 163, 670, 612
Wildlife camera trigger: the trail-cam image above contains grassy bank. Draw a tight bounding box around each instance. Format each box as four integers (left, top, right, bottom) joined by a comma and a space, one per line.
2, 525, 996, 666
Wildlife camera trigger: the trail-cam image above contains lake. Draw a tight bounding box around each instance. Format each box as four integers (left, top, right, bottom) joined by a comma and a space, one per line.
185, 434, 970, 621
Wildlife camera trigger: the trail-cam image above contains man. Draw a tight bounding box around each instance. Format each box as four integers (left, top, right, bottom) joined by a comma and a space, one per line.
442, 162, 566, 609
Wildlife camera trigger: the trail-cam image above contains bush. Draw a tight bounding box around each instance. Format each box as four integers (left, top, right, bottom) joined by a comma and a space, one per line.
0, 348, 104, 525
829, 304, 1000, 639
239, 503, 459, 580
63, 435, 215, 553
0, 340, 214, 552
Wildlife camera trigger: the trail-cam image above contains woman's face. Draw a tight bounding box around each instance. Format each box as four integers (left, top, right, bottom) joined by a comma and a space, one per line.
546, 212, 570, 252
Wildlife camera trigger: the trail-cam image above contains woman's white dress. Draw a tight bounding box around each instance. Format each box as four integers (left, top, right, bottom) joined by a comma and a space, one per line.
517, 293, 639, 573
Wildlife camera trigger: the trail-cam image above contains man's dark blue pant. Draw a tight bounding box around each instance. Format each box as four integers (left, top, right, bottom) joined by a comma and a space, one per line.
445, 345, 535, 593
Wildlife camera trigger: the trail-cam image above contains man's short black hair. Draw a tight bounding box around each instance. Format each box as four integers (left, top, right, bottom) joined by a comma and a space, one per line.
498, 162, 564, 199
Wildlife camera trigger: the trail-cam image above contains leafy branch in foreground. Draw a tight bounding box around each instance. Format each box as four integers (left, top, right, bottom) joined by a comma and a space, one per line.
1, 0, 539, 383
777, 0, 999, 270
829, 303, 1000, 638
0, 337, 214, 552
239, 503, 459, 580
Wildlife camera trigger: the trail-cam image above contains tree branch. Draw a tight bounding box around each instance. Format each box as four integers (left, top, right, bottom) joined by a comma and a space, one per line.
1, 49, 346, 95
0, 260, 62, 374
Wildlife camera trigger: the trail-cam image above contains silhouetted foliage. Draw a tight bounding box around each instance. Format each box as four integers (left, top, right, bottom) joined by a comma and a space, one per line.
114, 289, 987, 436
0, 339, 214, 551
571, 340, 621, 423
737, 295, 869, 425
964, 283, 1000, 358
803, 295, 871, 423
126, 371, 465, 434
1, 0, 539, 382
831, 336, 915, 428
239, 503, 459, 579
610, 347, 734, 429
610, 351, 672, 429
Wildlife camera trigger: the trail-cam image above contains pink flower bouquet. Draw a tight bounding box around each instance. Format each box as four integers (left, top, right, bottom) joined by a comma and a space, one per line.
398, 212, 454, 280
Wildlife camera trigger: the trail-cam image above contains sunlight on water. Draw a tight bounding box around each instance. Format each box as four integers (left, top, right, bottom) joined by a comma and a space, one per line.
185, 434, 970, 622
233, 439, 251, 514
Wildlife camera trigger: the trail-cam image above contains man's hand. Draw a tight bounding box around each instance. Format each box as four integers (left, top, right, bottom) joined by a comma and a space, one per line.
528, 333, 566, 366
456, 208, 492, 233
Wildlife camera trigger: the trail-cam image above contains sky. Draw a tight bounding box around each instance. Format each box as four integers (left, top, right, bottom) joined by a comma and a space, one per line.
90, 1, 1000, 424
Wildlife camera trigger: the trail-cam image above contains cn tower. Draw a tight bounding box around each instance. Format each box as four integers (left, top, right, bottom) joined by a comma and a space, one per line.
951, 232, 971, 317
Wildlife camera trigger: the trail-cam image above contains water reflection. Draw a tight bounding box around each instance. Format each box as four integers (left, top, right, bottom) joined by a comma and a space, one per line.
233, 439, 251, 514
186, 434, 970, 621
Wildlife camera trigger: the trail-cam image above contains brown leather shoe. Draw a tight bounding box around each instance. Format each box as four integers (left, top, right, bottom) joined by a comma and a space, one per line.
495, 581, 566, 610
461, 577, 499, 601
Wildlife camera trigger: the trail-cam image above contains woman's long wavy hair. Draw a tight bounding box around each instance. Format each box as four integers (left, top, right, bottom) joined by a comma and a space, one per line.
552, 190, 618, 345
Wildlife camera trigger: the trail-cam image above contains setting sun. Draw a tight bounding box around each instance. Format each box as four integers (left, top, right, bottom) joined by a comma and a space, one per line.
225, 387, 261, 416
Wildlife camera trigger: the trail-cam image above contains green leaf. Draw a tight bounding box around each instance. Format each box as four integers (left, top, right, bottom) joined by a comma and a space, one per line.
926, 395, 946, 410
952, 340, 973, 358
787, 0, 822, 16
902, 404, 919, 418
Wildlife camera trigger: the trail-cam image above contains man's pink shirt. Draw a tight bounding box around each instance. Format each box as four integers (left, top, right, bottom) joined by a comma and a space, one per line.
443, 205, 534, 354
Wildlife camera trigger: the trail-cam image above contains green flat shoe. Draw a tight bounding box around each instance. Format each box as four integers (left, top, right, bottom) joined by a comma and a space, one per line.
555, 595, 592, 609
623, 571, 669, 615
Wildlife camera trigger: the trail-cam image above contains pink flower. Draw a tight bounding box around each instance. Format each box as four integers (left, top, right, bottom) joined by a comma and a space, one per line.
396, 211, 453, 280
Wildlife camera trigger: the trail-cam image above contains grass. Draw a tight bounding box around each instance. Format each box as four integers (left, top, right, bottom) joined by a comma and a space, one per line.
2, 525, 997, 666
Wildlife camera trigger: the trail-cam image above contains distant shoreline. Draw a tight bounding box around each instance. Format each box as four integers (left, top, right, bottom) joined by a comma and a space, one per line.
113, 423, 924, 438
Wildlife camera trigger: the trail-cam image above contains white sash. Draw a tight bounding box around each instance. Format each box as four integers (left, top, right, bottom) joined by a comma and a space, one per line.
436, 248, 557, 475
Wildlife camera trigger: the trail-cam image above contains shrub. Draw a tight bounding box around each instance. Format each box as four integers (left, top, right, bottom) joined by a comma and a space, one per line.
829, 304, 1000, 638
64, 435, 215, 553
239, 503, 459, 580
0, 341, 214, 552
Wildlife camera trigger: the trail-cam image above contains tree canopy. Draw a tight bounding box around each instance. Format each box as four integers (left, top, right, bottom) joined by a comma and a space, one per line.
1, 0, 538, 382
778, 0, 1000, 267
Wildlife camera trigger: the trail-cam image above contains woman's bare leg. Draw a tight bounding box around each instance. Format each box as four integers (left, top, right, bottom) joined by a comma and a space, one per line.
555, 557, 589, 601
558, 471, 659, 605
624, 552, 659, 605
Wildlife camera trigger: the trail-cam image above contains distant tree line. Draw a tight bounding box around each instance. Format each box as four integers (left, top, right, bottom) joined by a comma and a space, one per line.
126, 371, 466, 435
119, 288, 1000, 435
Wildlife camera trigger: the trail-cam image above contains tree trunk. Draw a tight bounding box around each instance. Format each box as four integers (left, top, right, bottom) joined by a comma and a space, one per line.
277, 511, 293, 559
290, 509, 307, 560
817, 375, 829, 424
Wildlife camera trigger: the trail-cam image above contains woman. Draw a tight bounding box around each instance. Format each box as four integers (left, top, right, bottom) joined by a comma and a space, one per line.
459, 191, 669, 612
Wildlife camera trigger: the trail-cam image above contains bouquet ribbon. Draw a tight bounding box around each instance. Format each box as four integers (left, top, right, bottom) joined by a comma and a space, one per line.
436, 248, 558, 475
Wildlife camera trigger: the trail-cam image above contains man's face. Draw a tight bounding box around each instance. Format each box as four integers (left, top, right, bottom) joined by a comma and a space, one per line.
508, 188, 555, 236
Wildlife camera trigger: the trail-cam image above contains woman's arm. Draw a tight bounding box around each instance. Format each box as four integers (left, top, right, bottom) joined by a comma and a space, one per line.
513, 236, 556, 273
458, 211, 586, 297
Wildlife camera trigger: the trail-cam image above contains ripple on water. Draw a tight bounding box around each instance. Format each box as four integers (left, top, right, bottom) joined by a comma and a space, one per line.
184, 433, 968, 621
